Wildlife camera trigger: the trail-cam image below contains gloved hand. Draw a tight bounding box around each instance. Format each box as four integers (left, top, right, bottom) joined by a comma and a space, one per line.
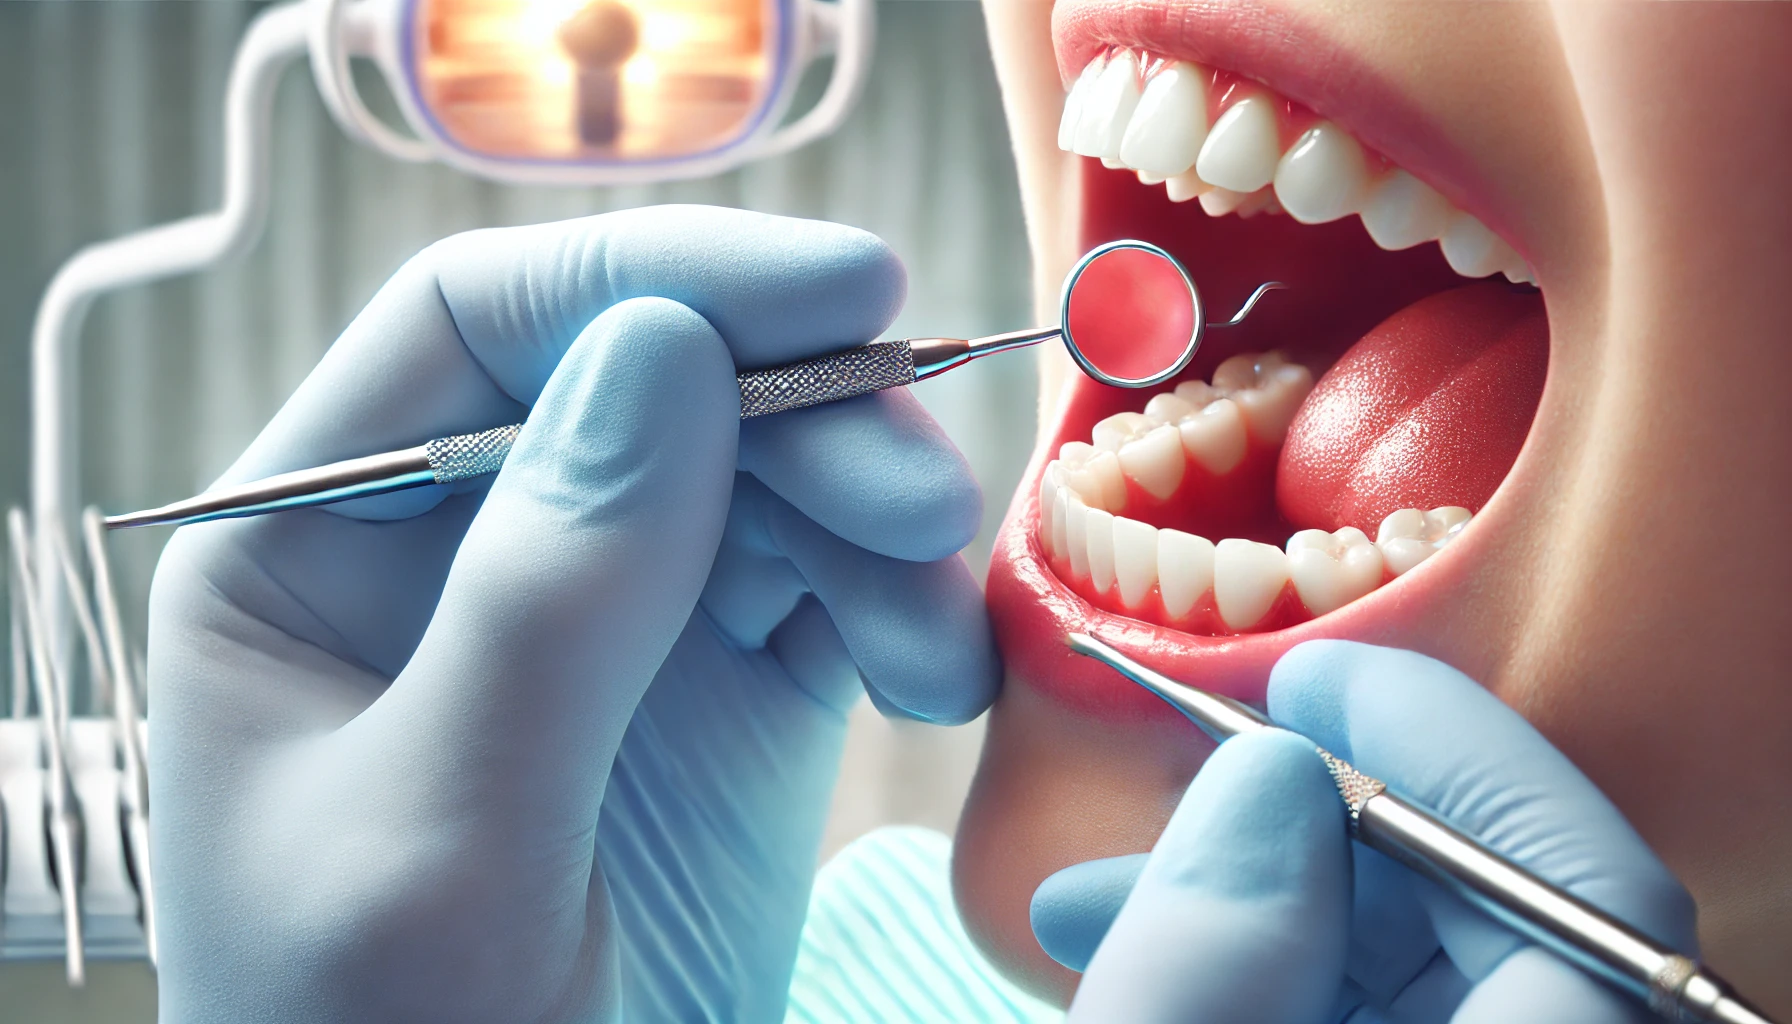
148, 206, 1001, 1023
1029, 641, 1695, 1023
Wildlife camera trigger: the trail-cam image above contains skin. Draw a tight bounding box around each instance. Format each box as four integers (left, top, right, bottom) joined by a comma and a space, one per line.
957, 1, 1792, 1012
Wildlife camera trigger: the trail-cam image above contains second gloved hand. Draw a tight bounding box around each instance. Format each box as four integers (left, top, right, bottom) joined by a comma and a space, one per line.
1029, 641, 1696, 1024
149, 207, 1001, 1023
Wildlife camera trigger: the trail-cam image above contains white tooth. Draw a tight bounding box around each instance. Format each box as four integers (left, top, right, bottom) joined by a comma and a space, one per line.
1502, 261, 1535, 286
1066, 494, 1091, 579
1376, 506, 1473, 576
1376, 507, 1426, 543
1358, 170, 1454, 251
1214, 538, 1290, 630
1087, 449, 1128, 512
1093, 411, 1151, 453
1059, 440, 1097, 466
1038, 464, 1062, 557
1235, 189, 1278, 219
1074, 50, 1142, 159
1117, 424, 1186, 500
1273, 122, 1370, 225
1194, 95, 1280, 194
1173, 379, 1218, 407
1428, 506, 1472, 534
1111, 516, 1160, 610
1286, 527, 1384, 615
1439, 213, 1513, 278
1234, 362, 1315, 443
1051, 486, 1070, 562
1157, 529, 1215, 619
1198, 186, 1250, 217
1058, 54, 1107, 152
1165, 169, 1211, 202
1118, 60, 1209, 177
1101, 156, 1126, 169
1138, 170, 1168, 186
1143, 391, 1198, 425
1211, 352, 1261, 391
1178, 398, 1247, 474
1377, 537, 1431, 576
1086, 508, 1117, 595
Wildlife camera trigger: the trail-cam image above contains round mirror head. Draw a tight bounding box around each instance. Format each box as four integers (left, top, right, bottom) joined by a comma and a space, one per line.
1059, 240, 1203, 388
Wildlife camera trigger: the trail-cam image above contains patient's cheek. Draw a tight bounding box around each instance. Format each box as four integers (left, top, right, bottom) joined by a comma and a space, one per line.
951, 681, 1212, 1005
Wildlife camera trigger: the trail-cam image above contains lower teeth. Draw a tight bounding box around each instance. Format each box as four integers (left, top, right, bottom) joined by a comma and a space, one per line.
1037, 350, 1472, 632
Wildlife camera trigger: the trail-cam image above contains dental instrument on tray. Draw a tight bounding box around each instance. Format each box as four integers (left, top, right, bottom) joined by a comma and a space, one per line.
1065, 632, 1777, 1024
106, 241, 1287, 530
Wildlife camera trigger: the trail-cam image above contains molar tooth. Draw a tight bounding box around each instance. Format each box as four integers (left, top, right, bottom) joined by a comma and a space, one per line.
1173, 380, 1218, 407
1157, 529, 1215, 619
1178, 398, 1247, 474
1117, 424, 1186, 500
1439, 213, 1513, 278
1119, 60, 1209, 177
1086, 508, 1117, 595
1273, 122, 1370, 225
1074, 50, 1142, 160
1058, 54, 1107, 152
1359, 170, 1454, 250
1059, 440, 1097, 466
1235, 362, 1315, 443
1093, 411, 1152, 452
1286, 527, 1384, 615
1211, 352, 1262, 391
1194, 95, 1280, 193
1376, 506, 1473, 575
1066, 494, 1090, 579
1143, 391, 1198, 424
1165, 169, 1211, 203
1214, 538, 1290, 630
1111, 516, 1160, 610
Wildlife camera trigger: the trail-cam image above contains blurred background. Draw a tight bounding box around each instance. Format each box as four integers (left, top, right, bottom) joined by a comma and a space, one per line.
0, 0, 1034, 1017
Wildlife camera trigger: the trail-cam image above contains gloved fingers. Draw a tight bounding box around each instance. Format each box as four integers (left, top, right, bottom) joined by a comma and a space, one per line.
1340, 846, 1447, 1008
744, 479, 1000, 724
1265, 640, 1697, 953
1373, 950, 1470, 1023
1068, 731, 1352, 1024
739, 387, 982, 562
764, 593, 864, 717
214, 207, 905, 519
1449, 946, 1648, 1024
360, 297, 738, 826
1029, 854, 1148, 972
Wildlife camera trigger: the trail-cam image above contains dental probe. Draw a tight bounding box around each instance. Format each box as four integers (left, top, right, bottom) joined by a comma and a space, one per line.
105, 251, 1287, 530
1064, 632, 1777, 1024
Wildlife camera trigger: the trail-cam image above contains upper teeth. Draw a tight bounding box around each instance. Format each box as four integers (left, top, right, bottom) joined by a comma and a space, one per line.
1058, 50, 1535, 286
1035, 353, 1474, 631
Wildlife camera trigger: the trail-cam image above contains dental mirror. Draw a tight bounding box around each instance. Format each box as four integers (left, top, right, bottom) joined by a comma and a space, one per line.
907, 238, 1285, 389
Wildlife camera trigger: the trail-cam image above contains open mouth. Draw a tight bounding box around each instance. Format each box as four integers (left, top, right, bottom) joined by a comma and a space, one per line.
985, 6, 1550, 719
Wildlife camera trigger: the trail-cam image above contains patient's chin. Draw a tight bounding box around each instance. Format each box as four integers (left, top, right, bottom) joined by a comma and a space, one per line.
950, 680, 1213, 1006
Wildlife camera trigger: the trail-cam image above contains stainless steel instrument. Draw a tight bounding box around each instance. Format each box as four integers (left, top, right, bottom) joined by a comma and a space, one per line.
1066, 631, 1775, 1024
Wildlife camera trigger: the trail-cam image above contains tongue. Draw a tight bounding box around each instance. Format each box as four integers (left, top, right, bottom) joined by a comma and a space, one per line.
1277, 282, 1548, 535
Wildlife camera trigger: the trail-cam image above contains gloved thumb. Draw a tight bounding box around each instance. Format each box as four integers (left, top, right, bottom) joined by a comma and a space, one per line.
361, 296, 739, 833
1064, 730, 1353, 1024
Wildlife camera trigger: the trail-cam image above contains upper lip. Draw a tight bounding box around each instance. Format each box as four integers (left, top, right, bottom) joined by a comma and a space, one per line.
1051, 0, 1521, 252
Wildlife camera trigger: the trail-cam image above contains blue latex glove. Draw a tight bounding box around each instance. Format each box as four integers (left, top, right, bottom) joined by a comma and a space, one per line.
1030, 641, 1696, 1023
148, 206, 1001, 1023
